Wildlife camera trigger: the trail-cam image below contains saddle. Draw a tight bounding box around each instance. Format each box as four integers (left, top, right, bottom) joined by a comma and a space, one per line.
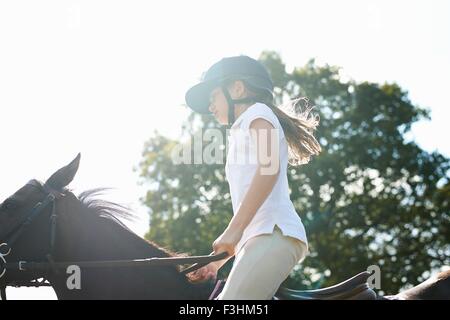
209, 271, 377, 300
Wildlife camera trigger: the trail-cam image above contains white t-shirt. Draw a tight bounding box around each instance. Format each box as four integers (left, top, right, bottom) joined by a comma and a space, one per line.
225, 102, 309, 255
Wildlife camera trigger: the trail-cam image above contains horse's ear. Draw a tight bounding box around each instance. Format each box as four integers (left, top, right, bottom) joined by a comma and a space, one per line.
45, 153, 81, 191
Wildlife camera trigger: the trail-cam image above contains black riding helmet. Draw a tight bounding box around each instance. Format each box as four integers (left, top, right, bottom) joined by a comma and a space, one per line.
185, 55, 274, 125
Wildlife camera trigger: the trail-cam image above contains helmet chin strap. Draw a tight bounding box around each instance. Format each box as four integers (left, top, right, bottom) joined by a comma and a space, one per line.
221, 85, 261, 126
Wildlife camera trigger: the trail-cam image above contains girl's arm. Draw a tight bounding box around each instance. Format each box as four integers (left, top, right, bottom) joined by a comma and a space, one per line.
213, 118, 280, 261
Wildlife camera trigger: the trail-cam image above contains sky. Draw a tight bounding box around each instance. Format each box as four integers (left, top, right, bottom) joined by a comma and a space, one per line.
0, 0, 449, 299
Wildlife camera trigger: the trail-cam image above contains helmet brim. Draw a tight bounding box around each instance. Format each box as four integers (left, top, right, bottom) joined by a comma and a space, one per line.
185, 79, 220, 114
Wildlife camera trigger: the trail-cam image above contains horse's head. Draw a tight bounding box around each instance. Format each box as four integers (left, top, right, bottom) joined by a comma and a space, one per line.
0, 153, 81, 286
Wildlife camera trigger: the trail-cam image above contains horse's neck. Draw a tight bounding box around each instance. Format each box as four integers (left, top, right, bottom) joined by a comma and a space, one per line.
49, 203, 210, 299
56, 197, 167, 260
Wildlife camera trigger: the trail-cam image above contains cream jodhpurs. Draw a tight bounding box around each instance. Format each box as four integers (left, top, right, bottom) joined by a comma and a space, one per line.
217, 225, 308, 300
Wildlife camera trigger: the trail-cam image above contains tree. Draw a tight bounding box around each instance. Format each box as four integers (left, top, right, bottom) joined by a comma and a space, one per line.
137, 51, 450, 294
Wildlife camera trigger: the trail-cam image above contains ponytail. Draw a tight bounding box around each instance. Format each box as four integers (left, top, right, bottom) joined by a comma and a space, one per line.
265, 97, 322, 166
242, 81, 322, 165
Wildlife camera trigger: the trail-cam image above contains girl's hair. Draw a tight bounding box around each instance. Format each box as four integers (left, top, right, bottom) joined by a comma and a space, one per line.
244, 81, 322, 166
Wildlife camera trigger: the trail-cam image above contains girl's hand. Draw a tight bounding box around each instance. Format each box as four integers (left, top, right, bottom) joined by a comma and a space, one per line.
212, 227, 243, 257
190, 262, 219, 283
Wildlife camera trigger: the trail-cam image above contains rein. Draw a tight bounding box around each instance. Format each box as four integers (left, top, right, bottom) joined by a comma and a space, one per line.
2, 252, 227, 274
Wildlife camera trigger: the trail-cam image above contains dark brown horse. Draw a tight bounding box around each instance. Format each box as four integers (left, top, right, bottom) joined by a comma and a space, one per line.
0, 154, 449, 300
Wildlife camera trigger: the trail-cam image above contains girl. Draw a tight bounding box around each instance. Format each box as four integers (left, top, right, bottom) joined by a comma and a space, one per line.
184, 55, 322, 299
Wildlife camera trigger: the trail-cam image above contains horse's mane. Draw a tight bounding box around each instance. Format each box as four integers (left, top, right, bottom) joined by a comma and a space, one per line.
77, 188, 180, 259
78, 188, 137, 230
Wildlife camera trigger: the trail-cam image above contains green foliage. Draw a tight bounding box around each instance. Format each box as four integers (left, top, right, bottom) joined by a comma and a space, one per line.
137, 51, 450, 294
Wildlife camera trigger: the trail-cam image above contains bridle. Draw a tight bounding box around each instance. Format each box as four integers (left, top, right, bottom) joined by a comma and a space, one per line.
0, 180, 227, 300
0, 180, 59, 279
0, 180, 59, 299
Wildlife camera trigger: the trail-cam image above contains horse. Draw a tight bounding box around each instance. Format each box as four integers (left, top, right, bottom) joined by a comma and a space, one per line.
0, 154, 449, 300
